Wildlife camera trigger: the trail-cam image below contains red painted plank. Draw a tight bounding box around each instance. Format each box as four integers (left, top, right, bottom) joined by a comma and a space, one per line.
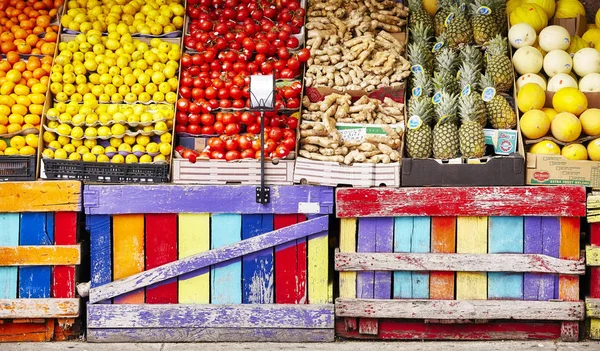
335, 320, 563, 340
336, 187, 586, 218
275, 214, 307, 304
52, 212, 78, 298
591, 223, 600, 299
145, 214, 178, 304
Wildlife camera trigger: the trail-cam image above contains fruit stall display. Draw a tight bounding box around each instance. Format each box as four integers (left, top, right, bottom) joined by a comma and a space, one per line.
171, 0, 310, 184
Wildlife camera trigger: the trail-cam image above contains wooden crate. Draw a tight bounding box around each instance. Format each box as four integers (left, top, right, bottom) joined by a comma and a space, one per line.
84, 184, 335, 342
172, 159, 294, 185
334, 186, 586, 341
586, 192, 600, 339
293, 158, 400, 188
0, 181, 82, 342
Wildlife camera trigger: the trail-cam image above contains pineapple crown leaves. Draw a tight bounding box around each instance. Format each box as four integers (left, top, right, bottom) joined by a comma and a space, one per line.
458, 61, 482, 90
432, 71, 454, 93
434, 91, 459, 124
469, 0, 493, 16
460, 45, 483, 68
458, 93, 479, 123
409, 96, 434, 125
435, 47, 458, 73
411, 70, 434, 97
410, 22, 433, 45
486, 34, 508, 56
408, 42, 433, 72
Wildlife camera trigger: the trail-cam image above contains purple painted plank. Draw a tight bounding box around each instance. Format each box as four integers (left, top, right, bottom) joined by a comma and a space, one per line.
87, 303, 334, 328
84, 185, 334, 215
89, 216, 329, 304
524, 217, 560, 301
87, 327, 335, 343
357, 218, 377, 299
374, 218, 394, 299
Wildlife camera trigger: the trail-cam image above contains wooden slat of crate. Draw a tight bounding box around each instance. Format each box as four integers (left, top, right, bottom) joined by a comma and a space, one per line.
172, 159, 294, 185
0, 181, 81, 213
587, 222, 600, 339
0, 299, 80, 319
293, 158, 399, 188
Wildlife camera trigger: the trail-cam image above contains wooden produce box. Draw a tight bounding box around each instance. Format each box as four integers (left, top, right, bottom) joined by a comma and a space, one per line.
84, 184, 335, 342
335, 186, 586, 341
172, 158, 294, 185
294, 158, 400, 188
0, 181, 82, 342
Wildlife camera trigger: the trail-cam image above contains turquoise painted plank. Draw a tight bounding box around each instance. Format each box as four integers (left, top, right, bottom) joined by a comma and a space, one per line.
393, 217, 431, 299
18, 213, 54, 298
211, 214, 242, 304
488, 216, 524, 300
0, 213, 19, 299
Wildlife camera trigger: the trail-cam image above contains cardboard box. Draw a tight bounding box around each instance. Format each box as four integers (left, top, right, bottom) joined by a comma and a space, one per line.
553, 14, 587, 37
484, 128, 519, 155
526, 153, 600, 187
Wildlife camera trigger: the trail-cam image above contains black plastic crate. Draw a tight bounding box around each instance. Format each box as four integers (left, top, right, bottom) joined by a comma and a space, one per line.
0, 156, 36, 181
43, 159, 170, 183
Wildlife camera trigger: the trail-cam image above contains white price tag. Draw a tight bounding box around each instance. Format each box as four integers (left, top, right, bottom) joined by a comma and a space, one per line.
339, 127, 367, 142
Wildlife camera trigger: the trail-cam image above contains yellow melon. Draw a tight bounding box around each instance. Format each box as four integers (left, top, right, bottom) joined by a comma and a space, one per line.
555, 0, 586, 19
520, 109, 551, 139
518, 83, 546, 112
510, 4, 548, 33
530, 140, 561, 154
524, 0, 555, 18
561, 143, 588, 160
507, 0, 524, 14
551, 112, 582, 142
588, 138, 600, 160
552, 87, 588, 116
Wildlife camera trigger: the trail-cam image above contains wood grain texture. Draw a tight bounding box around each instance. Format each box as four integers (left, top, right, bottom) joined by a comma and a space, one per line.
0, 181, 81, 213
274, 214, 307, 304
430, 217, 455, 300
586, 297, 600, 318
89, 215, 112, 291
335, 298, 584, 320
336, 186, 586, 218
587, 245, 600, 266
0, 319, 55, 342
145, 214, 178, 304
488, 216, 524, 300
0, 298, 79, 318
53, 212, 78, 298
524, 217, 560, 301
87, 327, 334, 343
560, 321, 579, 341
590, 318, 600, 339
393, 217, 431, 299
339, 218, 357, 299
456, 217, 487, 300
84, 185, 334, 215
178, 213, 210, 304
113, 214, 145, 304
0, 213, 19, 299
559, 217, 580, 302
87, 303, 334, 328
308, 225, 329, 304
242, 214, 274, 304
590, 224, 600, 303
211, 214, 242, 304
19, 213, 53, 298
0, 246, 80, 265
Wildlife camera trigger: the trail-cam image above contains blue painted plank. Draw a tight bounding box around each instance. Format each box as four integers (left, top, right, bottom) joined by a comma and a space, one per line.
211, 214, 242, 304
0, 213, 19, 299
18, 213, 54, 298
411, 217, 431, 299
488, 216, 524, 300
393, 217, 413, 299
242, 214, 274, 304
88, 215, 112, 304
393, 217, 430, 299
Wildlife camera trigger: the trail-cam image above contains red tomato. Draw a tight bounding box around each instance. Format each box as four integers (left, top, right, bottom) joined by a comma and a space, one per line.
225, 123, 241, 136
286, 116, 298, 129
269, 127, 283, 141
177, 98, 190, 112
225, 150, 241, 161
201, 113, 215, 126
274, 145, 290, 158
201, 125, 215, 134
187, 124, 202, 135
283, 137, 296, 150
247, 123, 261, 134
214, 121, 225, 134
225, 138, 239, 151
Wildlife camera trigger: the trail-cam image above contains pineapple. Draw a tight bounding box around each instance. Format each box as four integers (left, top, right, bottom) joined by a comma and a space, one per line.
458, 94, 486, 158
446, 4, 473, 48
406, 96, 434, 159
485, 35, 513, 93
470, 0, 498, 45
434, 0, 454, 36
433, 91, 459, 159
409, 23, 434, 72
460, 45, 484, 70
492, 0, 508, 36
458, 61, 487, 126
407, 0, 434, 29
408, 70, 433, 113
432, 32, 448, 70
481, 73, 517, 129
433, 48, 459, 95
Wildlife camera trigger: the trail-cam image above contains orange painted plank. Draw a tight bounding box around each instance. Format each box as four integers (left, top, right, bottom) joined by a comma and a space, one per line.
0, 319, 54, 342
0, 246, 80, 266
0, 181, 81, 213
559, 217, 579, 302
113, 214, 145, 304
430, 217, 456, 300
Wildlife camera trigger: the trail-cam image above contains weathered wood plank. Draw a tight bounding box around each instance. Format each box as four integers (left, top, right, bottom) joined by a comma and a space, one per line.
0, 245, 80, 266
308, 216, 329, 304
585, 297, 600, 318
356, 218, 379, 335
274, 214, 307, 304
89, 215, 112, 292
0, 213, 19, 299
335, 298, 584, 320
211, 214, 242, 304
590, 224, 600, 340
591, 318, 600, 339
339, 218, 357, 299
0, 181, 81, 213
587, 245, 600, 266
393, 217, 430, 299
430, 217, 455, 300
87, 327, 335, 343
242, 214, 274, 304
53, 212, 78, 298
559, 217, 580, 303
334, 253, 585, 274
488, 217, 524, 300
87, 303, 334, 328
0, 319, 55, 342
524, 217, 560, 301
178, 213, 210, 304
84, 185, 334, 215
0, 298, 79, 318
145, 214, 178, 304
456, 217, 487, 300
113, 214, 145, 304
336, 187, 586, 218
90, 216, 328, 304
560, 321, 579, 341
19, 213, 53, 298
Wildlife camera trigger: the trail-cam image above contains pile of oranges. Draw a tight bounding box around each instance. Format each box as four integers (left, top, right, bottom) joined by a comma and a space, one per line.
0, 0, 63, 56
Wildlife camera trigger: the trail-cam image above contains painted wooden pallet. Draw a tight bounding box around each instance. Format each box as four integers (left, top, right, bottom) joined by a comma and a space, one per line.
172, 159, 294, 185
85, 184, 335, 342
0, 181, 82, 342
336, 186, 586, 341
293, 157, 400, 188
586, 218, 600, 339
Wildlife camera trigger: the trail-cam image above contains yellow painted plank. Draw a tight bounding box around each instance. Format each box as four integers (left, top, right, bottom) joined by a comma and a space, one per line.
0, 181, 81, 213
0, 245, 80, 266
178, 213, 210, 304
587, 245, 600, 267
456, 216, 488, 300
591, 318, 600, 339
113, 214, 145, 304
339, 218, 357, 299
308, 229, 329, 303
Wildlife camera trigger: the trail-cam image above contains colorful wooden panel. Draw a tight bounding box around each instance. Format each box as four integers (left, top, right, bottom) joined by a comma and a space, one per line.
242, 214, 274, 304
393, 217, 430, 299
211, 214, 242, 304
145, 214, 178, 304
524, 217, 560, 301
89, 215, 112, 291
456, 217, 487, 300
19, 213, 54, 298
0, 213, 19, 299
0, 181, 81, 213
339, 218, 357, 300
590, 223, 600, 339
429, 217, 456, 300
113, 214, 145, 304
308, 214, 329, 304
274, 214, 307, 304
178, 213, 210, 304
559, 217, 580, 302
53, 212, 78, 298
488, 216, 524, 300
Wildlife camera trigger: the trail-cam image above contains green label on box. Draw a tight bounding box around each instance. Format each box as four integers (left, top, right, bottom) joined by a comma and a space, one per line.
336, 123, 401, 142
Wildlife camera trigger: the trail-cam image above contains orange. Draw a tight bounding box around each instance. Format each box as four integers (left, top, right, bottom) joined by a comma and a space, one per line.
21, 70, 31, 80
13, 28, 26, 40
39, 76, 48, 86
30, 82, 46, 94
11, 61, 25, 72
40, 55, 52, 65
6, 51, 19, 65
16, 42, 31, 54
36, 15, 49, 28
44, 31, 56, 42
26, 77, 38, 87
25, 56, 39, 70
32, 26, 43, 34
5, 69, 20, 83
25, 33, 37, 46
32, 68, 46, 80
0, 31, 14, 42
40, 42, 53, 55
0, 60, 10, 72
30, 47, 40, 55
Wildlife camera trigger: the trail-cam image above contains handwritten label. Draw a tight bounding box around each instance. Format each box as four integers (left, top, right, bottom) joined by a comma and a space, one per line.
411, 64, 424, 74
461, 84, 471, 97
432, 42, 444, 53
482, 87, 496, 102
339, 128, 367, 142
477, 6, 491, 15
408, 115, 423, 130
412, 86, 422, 97
432, 92, 442, 105
445, 13, 454, 27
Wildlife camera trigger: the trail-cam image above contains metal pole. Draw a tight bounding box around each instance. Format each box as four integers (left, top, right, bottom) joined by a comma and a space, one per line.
256, 110, 270, 204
